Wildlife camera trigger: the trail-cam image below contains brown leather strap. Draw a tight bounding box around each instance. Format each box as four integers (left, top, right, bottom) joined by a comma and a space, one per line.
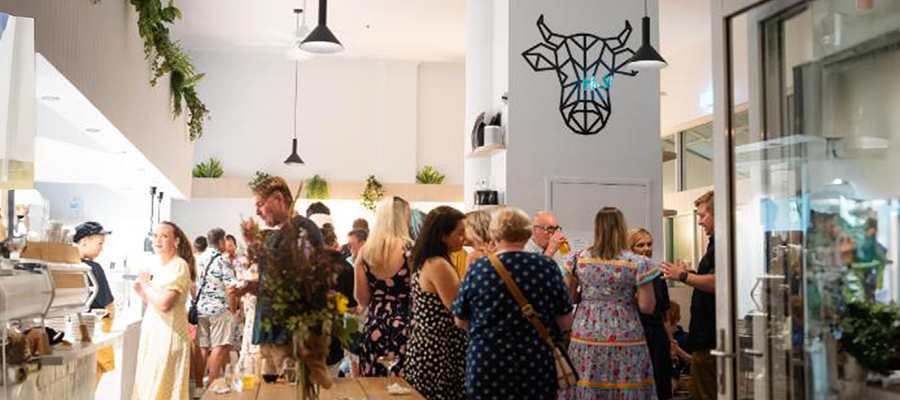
487, 253, 555, 348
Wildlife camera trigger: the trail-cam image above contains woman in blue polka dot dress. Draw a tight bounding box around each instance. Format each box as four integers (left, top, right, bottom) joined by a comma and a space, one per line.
452, 207, 573, 400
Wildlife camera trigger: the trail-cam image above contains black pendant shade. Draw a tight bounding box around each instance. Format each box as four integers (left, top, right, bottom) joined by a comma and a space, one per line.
301, 0, 343, 54
284, 138, 304, 164
628, 16, 667, 69
284, 60, 305, 165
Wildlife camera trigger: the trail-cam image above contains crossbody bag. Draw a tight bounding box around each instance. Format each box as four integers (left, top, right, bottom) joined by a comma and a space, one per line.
188, 253, 221, 325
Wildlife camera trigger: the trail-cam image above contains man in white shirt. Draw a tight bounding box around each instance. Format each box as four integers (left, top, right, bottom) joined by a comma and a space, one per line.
525, 211, 571, 280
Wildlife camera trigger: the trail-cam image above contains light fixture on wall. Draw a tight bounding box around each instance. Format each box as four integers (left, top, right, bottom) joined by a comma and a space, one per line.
284, 60, 305, 165
627, 0, 667, 69
300, 0, 343, 54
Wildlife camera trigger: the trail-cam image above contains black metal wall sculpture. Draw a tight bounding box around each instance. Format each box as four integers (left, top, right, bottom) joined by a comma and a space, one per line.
522, 15, 638, 135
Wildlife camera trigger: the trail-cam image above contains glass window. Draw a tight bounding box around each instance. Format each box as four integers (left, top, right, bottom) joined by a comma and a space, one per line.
662, 135, 677, 193
682, 122, 714, 190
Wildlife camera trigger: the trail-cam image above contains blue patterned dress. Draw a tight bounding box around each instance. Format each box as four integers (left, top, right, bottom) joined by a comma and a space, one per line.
559, 250, 660, 400
452, 251, 573, 400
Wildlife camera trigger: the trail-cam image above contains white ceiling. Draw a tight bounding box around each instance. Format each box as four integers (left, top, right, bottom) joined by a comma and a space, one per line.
34, 54, 182, 197
170, 0, 466, 62
659, 0, 711, 55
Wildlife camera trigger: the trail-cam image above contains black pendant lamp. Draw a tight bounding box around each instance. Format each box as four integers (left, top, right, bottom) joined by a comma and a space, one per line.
628, 0, 667, 69
300, 0, 343, 54
284, 60, 304, 165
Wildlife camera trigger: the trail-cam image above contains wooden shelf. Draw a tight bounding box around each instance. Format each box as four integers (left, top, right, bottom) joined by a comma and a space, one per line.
466, 143, 506, 159
191, 177, 463, 203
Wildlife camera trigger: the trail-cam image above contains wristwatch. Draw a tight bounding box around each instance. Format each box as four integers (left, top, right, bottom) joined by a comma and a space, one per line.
678, 271, 690, 283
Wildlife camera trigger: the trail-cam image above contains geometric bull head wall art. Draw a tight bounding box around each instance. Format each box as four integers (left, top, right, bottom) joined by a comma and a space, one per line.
522, 15, 639, 135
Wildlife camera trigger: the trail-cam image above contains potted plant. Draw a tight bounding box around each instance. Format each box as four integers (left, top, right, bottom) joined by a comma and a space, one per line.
192, 157, 224, 178
305, 175, 330, 199
839, 300, 900, 375
360, 175, 384, 213
248, 170, 271, 187
416, 166, 445, 185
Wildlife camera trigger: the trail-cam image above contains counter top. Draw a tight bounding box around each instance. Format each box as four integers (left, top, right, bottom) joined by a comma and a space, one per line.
37, 315, 140, 366
201, 377, 425, 400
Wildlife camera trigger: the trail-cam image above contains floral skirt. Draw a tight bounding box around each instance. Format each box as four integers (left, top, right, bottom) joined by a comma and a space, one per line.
558, 336, 656, 400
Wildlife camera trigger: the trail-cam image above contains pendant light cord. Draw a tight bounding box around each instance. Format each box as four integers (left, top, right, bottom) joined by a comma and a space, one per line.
293, 60, 299, 140
644, 0, 648, 17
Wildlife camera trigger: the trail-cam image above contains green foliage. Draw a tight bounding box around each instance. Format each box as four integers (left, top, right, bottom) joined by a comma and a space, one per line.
360, 175, 384, 213
416, 165, 445, 185
94, 0, 209, 141
840, 300, 900, 375
305, 175, 330, 199
192, 157, 223, 178
249, 171, 271, 188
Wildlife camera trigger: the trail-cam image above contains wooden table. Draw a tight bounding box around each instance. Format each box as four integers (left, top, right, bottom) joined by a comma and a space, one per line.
202, 377, 425, 400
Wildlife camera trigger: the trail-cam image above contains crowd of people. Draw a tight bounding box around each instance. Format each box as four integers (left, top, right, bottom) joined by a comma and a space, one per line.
111, 174, 717, 400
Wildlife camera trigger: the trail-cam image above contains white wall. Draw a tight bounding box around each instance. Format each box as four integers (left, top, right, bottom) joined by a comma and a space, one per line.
505, 0, 664, 256
417, 63, 465, 184
191, 53, 464, 185
464, 0, 509, 209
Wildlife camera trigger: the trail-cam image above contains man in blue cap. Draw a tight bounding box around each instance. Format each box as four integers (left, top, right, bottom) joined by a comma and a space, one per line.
74, 221, 115, 389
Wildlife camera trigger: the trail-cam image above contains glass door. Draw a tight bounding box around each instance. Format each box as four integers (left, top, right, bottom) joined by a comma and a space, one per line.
716, 0, 900, 399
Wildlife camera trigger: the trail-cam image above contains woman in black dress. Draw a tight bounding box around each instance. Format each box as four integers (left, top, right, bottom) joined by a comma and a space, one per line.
629, 228, 673, 400
405, 206, 468, 399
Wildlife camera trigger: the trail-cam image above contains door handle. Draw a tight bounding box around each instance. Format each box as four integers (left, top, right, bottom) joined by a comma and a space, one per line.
711, 330, 733, 395
742, 349, 764, 358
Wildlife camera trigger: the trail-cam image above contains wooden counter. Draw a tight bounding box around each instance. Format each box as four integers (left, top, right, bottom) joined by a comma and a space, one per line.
202, 377, 425, 400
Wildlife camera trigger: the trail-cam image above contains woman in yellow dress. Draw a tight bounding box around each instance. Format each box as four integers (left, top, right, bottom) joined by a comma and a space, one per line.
132, 221, 195, 400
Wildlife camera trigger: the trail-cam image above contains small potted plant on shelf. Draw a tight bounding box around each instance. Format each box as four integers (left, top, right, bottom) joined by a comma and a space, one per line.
416, 166, 445, 185
192, 157, 224, 178
361, 175, 384, 213
305, 175, 330, 199
249, 171, 271, 188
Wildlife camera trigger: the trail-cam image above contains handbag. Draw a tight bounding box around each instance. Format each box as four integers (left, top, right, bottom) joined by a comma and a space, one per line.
487, 253, 579, 390
189, 254, 221, 325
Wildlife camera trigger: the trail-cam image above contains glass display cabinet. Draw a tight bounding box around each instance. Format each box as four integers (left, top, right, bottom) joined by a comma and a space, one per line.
713, 0, 900, 399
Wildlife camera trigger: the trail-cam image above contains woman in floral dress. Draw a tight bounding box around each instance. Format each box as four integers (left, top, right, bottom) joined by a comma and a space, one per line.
355, 197, 413, 376
559, 207, 659, 400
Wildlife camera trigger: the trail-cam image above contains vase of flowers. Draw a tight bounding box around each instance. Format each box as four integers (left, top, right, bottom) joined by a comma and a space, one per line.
242, 184, 358, 399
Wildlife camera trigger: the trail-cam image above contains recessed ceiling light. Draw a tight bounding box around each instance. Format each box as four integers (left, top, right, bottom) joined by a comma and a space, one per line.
85, 128, 101, 133
40, 95, 61, 102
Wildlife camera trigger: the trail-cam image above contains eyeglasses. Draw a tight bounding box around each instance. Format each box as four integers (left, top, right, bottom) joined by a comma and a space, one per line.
535, 225, 562, 233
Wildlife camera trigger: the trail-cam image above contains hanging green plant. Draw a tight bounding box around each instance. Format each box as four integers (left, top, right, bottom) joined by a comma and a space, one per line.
249, 171, 271, 188
416, 165, 445, 185
360, 175, 384, 213
93, 0, 209, 141
192, 157, 224, 178
305, 175, 330, 199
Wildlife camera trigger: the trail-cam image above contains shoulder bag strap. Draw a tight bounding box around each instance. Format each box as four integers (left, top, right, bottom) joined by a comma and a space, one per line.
192, 253, 221, 306
487, 253, 555, 348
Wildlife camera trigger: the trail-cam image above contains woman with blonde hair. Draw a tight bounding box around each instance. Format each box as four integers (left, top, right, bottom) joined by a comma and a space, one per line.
560, 207, 659, 400
132, 222, 195, 400
629, 227, 673, 400
463, 210, 493, 270
354, 196, 413, 376
452, 207, 572, 399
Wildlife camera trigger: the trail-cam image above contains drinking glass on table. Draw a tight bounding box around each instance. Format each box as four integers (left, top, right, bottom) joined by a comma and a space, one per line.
376, 352, 400, 376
